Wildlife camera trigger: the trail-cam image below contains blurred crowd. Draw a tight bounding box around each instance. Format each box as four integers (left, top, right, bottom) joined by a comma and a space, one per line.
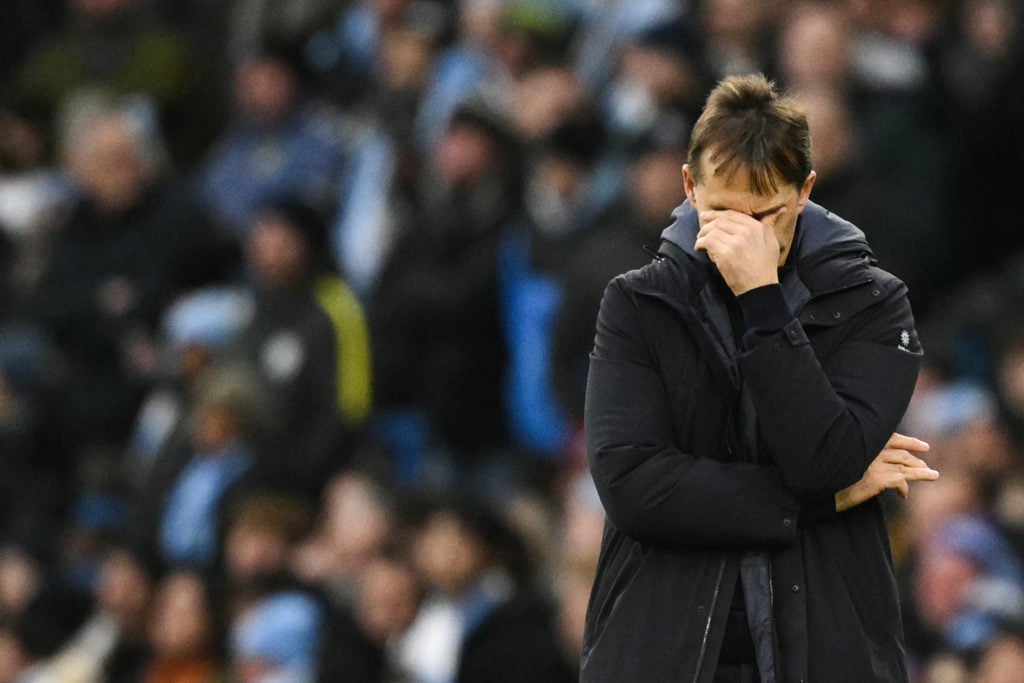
0, 0, 1022, 681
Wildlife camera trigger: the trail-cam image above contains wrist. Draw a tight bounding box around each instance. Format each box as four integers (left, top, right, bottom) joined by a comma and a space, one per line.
737, 283, 792, 332
835, 480, 864, 513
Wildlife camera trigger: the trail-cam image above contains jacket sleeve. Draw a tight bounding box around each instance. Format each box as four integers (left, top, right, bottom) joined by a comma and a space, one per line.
737, 278, 922, 499
586, 277, 801, 548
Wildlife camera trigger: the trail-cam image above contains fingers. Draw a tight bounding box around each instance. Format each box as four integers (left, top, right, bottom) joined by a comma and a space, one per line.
699, 209, 745, 225
886, 432, 930, 453
883, 462, 939, 502
699, 206, 789, 227
881, 450, 931, 469
696, 211, 780, 260
901, 465, 940, 482
694, 230, 734, 258
894, 465, 936, 502
881, 450, 940, 479
697, 210, 762, 236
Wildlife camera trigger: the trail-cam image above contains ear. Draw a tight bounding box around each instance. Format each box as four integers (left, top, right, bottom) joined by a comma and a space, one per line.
682, 164, 698, 204
796, 170, 816, 210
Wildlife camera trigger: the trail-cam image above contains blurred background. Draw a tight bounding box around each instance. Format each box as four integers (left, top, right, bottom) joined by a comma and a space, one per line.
0, 0, 1023, 681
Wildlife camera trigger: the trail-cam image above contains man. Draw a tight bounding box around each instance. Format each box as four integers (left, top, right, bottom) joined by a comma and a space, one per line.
238, 198, 371, 493
581, 74, 938, 682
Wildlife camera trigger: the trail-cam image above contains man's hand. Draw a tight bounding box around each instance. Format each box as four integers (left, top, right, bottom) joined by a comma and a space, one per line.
835, 433, 938, 513
694, 209, 785, 295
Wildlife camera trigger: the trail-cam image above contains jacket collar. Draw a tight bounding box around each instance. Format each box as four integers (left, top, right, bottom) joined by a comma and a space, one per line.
657, 199, 876, 310
626, 200, 878, 392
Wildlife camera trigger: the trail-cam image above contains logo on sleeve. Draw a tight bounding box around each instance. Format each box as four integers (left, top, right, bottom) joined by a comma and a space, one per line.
898, 329, 912, 352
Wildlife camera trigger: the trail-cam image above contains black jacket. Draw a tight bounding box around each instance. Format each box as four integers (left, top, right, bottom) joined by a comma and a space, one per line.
581, 201, 922, 682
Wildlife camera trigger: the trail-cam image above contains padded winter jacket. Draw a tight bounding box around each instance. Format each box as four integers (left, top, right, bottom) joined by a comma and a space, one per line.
582, 200, 922, 682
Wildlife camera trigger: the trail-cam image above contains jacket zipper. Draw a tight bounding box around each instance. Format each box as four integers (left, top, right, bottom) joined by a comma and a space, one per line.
692, 557, 727, 683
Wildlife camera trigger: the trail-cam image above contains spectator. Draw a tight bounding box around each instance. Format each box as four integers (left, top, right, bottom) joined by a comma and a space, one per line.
601, 19, 704, 149
92, 544, 162, 682
143, 570, 225, 683
0, 97, 75, 263
303, 0, 420, 107
17, 544, 160, 683
0, 587, 92, 683
510, 66, 588, 146
398, 498, 572, 682
777, 2, 852, 91
794, 86, 952, 311
935, 0, 1024, 301
413, 0, 507, 152
237, 198, 371, 493
291, 471, 395, 607
368, 100, 520, 473
125, 284, 252, 502
230, 590, 324, 683
220, 489, 315, 593
34, 104, 214, 454
225, 0, 338, 71
316, 553, 423, 683
354, 555, 422, 654
0, 544, 46, 621
499, 111, 610, 459
550, 123, 689, 430
913, 515, 1024, 663
194, 40, 351, 237
11, 0, 209, 165
571, 0, 682, 90
699, 0, 773, 79
156, 370, 260, 567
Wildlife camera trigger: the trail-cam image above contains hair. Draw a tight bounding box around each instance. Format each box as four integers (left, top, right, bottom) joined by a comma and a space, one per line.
58, 92, 168, 178
224, 490, 315, 544
687, 73, 812, 194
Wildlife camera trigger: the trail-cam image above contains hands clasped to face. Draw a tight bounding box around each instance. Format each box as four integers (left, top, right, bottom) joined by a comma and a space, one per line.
682, 155, 815, 296
694, 208, 788, 295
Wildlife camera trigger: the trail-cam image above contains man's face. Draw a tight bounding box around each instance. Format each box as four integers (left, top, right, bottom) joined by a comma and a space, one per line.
69, 116, 150, 214
683, 151, 815, 266
246, 216, 309, 288
236, 59, 297, 126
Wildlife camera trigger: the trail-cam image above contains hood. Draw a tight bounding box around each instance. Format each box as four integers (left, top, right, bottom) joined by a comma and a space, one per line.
659, 199, 874, 274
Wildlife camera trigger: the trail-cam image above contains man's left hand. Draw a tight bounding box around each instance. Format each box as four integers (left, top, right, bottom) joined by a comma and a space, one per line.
694, 209, 784, 295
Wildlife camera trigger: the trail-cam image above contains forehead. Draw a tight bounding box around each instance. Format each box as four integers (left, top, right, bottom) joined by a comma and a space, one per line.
694, 152, 797, 212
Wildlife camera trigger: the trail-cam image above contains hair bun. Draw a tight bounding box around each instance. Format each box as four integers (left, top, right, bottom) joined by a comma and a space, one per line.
715, 73, 779, 110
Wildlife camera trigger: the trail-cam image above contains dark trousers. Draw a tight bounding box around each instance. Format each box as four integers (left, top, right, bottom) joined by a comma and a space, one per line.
713, 663, 760, 683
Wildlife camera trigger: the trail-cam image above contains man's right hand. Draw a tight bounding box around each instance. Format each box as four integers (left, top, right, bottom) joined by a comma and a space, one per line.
835, 433, 938, 512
